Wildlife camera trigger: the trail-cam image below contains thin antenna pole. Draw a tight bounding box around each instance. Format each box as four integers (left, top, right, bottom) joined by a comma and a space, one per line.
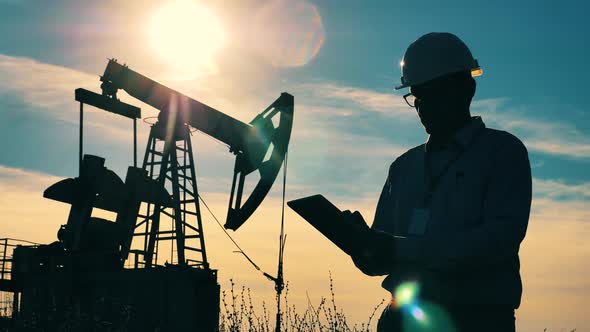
275, 152, 288, 332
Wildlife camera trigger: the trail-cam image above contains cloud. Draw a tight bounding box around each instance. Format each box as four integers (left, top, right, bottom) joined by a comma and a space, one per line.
299, 84, 590, 160
0, 54, 93, 112
1, 54, 586, 207
472, 99, 590, 160
518, 196, 590, 331
296, 83, 411, 118
0, 54, 150, 142
533, 178, 590, 200
526, 141, 590, 160
2, 54, 589, 216
0, 166, 66, 241
0, 54, 267, 178
517, 179, 590, 330
0, 165, 60, 191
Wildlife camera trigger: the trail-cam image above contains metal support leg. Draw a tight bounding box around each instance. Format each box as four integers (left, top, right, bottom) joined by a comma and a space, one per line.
133, 118, 137, 167
12, 292, 19, 320
79, 102, 83, 176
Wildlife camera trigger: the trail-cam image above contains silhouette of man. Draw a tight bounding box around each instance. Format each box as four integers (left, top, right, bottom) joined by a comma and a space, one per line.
348, 33, 532, 331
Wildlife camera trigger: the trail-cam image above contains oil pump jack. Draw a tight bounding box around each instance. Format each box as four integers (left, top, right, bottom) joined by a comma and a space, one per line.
96, 59, 293, 268
4, 59, 293, 331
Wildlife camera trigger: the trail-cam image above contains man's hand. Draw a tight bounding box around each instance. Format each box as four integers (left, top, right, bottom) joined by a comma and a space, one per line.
352, 230, 398, 276
341, 209, 398, 276
341, 210, 370, 233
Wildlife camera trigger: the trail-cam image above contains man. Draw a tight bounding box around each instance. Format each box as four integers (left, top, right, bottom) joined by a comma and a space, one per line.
348, 33, 532, 331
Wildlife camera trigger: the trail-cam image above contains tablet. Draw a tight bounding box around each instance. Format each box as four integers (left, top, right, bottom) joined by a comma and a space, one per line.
287, 194, 365, 256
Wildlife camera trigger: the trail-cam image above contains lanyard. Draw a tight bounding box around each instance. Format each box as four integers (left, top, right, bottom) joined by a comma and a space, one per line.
423, 128, 484, 205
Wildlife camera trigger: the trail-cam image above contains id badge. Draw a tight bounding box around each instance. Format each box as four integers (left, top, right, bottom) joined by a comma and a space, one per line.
408, 208, 430, 235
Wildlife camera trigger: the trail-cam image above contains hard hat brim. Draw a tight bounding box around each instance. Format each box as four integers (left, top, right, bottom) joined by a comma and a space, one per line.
395, 67, 483, 90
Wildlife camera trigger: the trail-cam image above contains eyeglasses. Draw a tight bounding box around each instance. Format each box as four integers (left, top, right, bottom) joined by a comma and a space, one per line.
403, 93, 419, 108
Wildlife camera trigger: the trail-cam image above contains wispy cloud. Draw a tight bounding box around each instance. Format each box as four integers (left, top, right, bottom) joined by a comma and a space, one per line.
298, 83, 590, 160
296, 82, 411, 118
0, 166, 65, 241
4, 56, 584, 206
533, 178, 590, 200
519, 199, 590, 331
0, 165, 60, 191
472, 99, 590, 160
0, 54, 149, 141
0, 54, 96, 114
2, 54, 588, 206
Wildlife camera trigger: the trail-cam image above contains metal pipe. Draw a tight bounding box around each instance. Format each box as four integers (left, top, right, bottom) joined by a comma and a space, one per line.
1, 238, 6, 280
79, 102, 83, 176
133, 118, 137, 167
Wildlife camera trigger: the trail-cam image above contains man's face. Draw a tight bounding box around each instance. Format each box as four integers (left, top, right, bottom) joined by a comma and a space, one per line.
409, 73, 471, 135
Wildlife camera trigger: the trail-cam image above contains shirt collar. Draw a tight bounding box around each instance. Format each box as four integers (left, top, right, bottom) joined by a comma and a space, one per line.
425, 116, 485, 152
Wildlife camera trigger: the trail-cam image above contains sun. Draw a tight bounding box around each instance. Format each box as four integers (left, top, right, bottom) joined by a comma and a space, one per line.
146, 0, 226, 74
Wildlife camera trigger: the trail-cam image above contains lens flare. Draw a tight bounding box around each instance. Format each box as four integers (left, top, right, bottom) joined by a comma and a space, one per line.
403, 301, 457, 331
410, 305, 427, 322
251, 0, 325, 67
394, 281, 419, 307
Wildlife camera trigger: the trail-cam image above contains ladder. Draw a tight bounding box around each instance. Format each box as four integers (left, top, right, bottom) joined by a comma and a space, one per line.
133, 123, 208, 269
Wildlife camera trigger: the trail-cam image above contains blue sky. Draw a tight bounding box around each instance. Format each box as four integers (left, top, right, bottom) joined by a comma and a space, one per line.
0, 0, 589, 330
1, 0, 589, 186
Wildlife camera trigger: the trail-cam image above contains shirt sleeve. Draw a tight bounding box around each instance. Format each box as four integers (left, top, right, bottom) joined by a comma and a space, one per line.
351, 160, 399, 276
371, 161, 397, 233
421, 135, 532, 270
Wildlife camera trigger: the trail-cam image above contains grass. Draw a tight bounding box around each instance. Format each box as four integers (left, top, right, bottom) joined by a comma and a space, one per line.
219, 274, 579, 332
219, 273, 385, 332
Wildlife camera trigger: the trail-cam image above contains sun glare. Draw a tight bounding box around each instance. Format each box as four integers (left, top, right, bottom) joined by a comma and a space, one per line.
146, 0, 226, 74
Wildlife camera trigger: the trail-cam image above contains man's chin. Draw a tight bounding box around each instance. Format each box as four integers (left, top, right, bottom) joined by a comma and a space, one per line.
421, 122, 434, 134
424, 125, 448, 136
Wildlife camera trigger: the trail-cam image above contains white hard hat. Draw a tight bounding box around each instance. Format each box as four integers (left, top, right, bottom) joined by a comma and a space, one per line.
395, 32, 482, 90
